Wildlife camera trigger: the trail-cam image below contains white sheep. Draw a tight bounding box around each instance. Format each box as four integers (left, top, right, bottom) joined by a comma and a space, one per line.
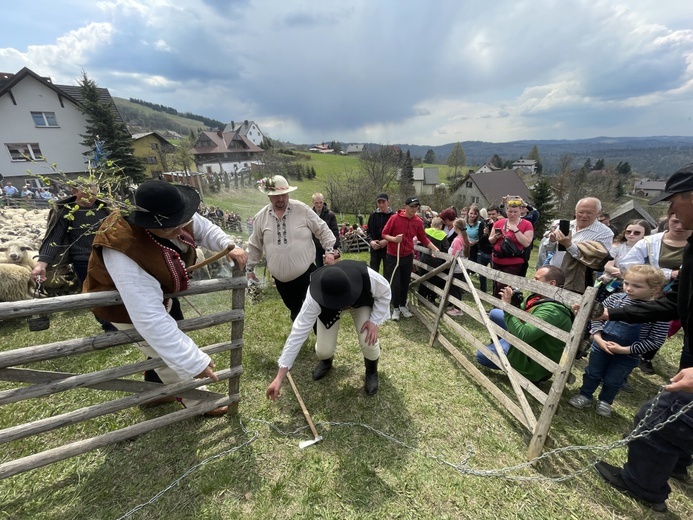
0, 240, 37, 270
0, 263, 36, 302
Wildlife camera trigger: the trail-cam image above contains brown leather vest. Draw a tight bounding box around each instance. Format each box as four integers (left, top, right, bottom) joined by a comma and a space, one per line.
83, 212, 196, 323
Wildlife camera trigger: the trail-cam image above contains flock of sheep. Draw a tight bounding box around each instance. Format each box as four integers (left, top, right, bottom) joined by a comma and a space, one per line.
0, 206, 246, 305
0, 208, 49, 303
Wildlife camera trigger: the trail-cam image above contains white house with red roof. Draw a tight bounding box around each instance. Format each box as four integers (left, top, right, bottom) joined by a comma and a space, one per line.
191, 128, 264, 174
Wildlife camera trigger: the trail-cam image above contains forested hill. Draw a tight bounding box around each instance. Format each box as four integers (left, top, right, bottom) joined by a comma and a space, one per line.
113, 97, 223, 137
396, 137, 693, 178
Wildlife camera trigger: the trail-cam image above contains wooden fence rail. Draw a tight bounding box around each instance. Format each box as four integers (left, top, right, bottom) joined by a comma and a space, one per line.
0, 276, 246, 480
409, 245, 597, 459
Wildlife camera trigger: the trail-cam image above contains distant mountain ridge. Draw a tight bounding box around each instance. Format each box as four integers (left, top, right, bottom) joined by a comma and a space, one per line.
112, 96, 692, 177
388, 136, 693, 178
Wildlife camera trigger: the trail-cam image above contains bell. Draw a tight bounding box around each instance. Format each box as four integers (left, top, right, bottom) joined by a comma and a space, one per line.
27, 314, 50, 331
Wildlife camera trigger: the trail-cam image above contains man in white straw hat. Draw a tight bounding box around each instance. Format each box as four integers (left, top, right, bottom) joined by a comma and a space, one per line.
266, 260, 391, 398
84, 180, 247, 416
247, 175, 337, 320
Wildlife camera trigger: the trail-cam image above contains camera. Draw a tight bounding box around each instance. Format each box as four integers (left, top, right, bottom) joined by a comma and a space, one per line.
510, 288, 524, 308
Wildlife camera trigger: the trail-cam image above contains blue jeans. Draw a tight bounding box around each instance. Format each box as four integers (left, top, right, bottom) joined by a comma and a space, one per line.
580, 345, 640, 403
476, 308, 509, 369
476, 251, 492, 293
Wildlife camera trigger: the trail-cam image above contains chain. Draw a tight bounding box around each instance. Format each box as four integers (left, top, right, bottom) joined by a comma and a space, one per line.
114, 392, 693, 518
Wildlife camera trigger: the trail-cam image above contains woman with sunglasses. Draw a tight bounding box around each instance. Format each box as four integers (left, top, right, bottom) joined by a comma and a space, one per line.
488, 198, 534, 296
600, 219, 652, 283
619, 213, 692, 374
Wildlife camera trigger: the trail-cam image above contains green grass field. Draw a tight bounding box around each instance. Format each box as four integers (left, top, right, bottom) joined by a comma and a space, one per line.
1, 240, 690, 518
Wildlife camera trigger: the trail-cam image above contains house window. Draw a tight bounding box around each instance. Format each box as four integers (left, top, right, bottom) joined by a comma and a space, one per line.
472, 196, 480, 204
31, 112, 58, 127
466, 181, 473, 188
6, 143, 45, 162
147, 156, 158, 164
150, 143, 159, 150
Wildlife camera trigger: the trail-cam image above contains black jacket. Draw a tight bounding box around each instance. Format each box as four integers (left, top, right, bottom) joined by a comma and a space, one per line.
313, 203, 340, 251
367, 208, 394, 243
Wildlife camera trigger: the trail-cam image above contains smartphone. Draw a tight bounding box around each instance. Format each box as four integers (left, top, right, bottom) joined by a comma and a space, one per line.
558, 219, 570, 251
495, 228, 503, 235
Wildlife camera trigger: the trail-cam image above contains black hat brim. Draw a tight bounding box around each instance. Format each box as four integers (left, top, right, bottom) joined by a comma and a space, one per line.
125, 183, 200, 229
310, 260, 364, 310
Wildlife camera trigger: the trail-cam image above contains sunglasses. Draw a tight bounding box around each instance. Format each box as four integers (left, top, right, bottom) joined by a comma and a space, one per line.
625, 230, 642, 236
506, 200, 523, 207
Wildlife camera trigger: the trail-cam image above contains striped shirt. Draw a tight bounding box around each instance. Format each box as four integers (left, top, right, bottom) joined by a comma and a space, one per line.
549, 219, 614, 267
591, 293, 669, 355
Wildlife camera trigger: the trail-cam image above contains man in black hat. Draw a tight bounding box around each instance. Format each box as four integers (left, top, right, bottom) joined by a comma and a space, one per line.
367, 192, 394, 273
84, 180, 247, 416
593, 163, 693, 512
266, 260, 391, 399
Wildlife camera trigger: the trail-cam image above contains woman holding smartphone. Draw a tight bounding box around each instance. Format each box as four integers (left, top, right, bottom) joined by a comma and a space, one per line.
489, 198, 534, 296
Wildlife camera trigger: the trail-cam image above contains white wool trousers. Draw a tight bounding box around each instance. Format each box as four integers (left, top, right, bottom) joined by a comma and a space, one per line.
315, 306, 380, 361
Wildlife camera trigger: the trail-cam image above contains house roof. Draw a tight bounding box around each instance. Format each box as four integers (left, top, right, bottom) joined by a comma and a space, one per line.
464, 169, 532, 204
346, 144, 365, 153
0, 67, 124, 123
511, 159, 536, 166
634, 179, 667, 190
131, 131, 175, 146
192, 130, 264, 155
224, 120, 261, 136
610, 199, 658, 228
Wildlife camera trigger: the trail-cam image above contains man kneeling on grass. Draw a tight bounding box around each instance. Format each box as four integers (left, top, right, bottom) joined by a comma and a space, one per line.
266, 260, 391, 399
475, 265, 574, 383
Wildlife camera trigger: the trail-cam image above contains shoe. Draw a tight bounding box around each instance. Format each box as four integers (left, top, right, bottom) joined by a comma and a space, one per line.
568, 394, 592, 409
399, 306, 413, 318
391, 309, 400, 321
312, 357, 334, 380
446, 308, 463, 316
576, 339, 592, 360
364, 358, 379, 395
203, 405, 229, 417
141, 395, 177, 407
621, 380, 634, 393
639, 359, 655, 375
567, 373, 576, 385
596, 400, 612, 417
595, 461, 668, 513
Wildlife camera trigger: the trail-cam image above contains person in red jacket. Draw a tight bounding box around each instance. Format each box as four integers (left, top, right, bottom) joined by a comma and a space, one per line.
382, 196, 439, 321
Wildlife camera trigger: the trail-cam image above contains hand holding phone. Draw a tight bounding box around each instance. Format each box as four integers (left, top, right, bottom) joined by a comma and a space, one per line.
558, 219, 570, 251
495, 228, 503, 235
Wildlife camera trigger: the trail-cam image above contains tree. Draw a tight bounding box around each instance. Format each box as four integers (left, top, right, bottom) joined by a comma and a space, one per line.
399, 150, 415, 199
424, 149, 436, 164
329, 140, 342, 154
79, 72, 146, 184
530, 176, 556, 234
446, 142, 466, 179
616, 161, 632, 175
594, 158, 605, 170
490, 154, 503, 169
583, 158, 592, 171
527, 145, 543, 174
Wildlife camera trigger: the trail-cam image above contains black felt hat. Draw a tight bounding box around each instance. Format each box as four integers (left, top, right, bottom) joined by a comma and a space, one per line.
309, 260, 364, 310
650, 163, 693, 204
125, 180, 200, 229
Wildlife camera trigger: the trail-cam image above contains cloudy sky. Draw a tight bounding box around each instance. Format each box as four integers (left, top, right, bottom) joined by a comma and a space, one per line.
2, 0, 693, 146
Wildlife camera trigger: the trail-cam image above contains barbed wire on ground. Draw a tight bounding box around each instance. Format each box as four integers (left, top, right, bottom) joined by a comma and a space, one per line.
114, 388, 693, 519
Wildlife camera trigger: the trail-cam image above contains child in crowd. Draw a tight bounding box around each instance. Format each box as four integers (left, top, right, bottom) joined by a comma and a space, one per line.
446, 218, 470, 316
569, 265, 669, 417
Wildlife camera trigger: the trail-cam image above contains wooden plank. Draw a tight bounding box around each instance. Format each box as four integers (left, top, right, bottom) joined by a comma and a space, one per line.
229, 267, 245, 415
0, 341, 242, 405
0, 277, 246, 320
0, 366, 243, 445
0, 311, 243, 369
0, 368, 224, 401
0, 394, 239, 480
527, 286, 597, 459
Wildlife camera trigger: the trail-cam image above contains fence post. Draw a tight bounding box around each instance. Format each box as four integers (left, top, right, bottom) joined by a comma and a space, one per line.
229, 268, 245, 414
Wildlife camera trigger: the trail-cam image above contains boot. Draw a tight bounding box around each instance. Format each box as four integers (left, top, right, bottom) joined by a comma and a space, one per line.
312, 357, 334, 380
364, 358, 379, 395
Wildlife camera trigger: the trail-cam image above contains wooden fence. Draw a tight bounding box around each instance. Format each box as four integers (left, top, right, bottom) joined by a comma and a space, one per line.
0, 277, 245, 480
409, 245, 597, 459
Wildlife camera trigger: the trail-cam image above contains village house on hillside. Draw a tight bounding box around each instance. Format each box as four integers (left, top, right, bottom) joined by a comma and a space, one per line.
309, 143, 334, 154
131, 132, 175, 179
191, 128, 264, 175
223, 120, 264, 147
633, 178, 667, 198
511, 159, 537, 175
346, 144, 365, 155
475, 163, 502, 174
0, 67, 123, 181
453, 169, 531, 207
413, 167, 439, 195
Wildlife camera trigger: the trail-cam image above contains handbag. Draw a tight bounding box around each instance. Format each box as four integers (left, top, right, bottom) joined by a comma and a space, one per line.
495, 222, 525, 258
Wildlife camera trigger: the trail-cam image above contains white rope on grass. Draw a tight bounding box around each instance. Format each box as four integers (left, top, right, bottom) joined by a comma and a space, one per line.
115, 390, 693, 518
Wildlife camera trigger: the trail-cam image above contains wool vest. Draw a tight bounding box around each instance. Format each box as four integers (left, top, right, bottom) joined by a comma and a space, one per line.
83, 212, 196, 323
318, 262, 373, 329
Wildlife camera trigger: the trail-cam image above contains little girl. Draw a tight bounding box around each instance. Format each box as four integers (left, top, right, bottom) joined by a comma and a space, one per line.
446, 218, 470, 316
569, 265, 669, 417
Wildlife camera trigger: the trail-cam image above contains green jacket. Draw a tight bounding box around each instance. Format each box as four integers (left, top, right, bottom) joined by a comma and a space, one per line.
505, 296, 573, 382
